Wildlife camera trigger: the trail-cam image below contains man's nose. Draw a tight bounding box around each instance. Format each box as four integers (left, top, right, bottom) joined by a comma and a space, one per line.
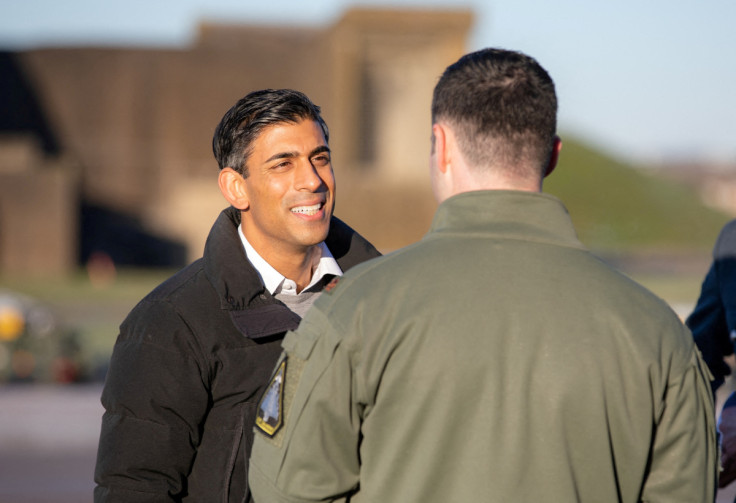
295, 160, 324, 191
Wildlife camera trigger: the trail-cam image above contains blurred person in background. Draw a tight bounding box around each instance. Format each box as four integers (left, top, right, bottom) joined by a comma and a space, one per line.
687, 219, 736, 490
248, 48, 717, 503
93, 89, 380, 502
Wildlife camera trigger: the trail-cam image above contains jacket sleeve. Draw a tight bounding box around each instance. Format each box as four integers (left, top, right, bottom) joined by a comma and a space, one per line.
687, 220, 736, 393
249, 309, 360, 503
640, 343, 718, 502
687, 263, 733, 392
94, 300, 211, 502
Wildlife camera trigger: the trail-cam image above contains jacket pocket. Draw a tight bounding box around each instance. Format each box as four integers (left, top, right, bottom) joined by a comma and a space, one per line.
224, 402, 257, 503
217, 407, 243, 503
242, 402, 258, 503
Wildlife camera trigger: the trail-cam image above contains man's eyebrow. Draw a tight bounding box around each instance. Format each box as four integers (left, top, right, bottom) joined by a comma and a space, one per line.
264, 151, 297, 164
310, 145, 331, 156
263, 146, 330, 164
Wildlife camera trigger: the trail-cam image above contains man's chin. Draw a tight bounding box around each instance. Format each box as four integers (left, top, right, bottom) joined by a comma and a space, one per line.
294, 223, 331, 248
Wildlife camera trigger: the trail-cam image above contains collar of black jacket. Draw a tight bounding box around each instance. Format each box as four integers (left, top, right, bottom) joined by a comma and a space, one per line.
203, 206, 380, 338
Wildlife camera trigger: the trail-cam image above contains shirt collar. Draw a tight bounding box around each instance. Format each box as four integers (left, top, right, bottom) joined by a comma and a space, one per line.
238, 225, 342, 295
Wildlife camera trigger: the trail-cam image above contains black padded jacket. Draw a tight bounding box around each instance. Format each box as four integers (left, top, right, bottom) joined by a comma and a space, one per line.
94, 207, 380, 502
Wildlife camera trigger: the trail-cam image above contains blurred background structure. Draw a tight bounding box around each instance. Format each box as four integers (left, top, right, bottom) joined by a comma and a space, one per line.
0, 1, 735, 501
1, 8, 471, 278
1, 0, 735, 280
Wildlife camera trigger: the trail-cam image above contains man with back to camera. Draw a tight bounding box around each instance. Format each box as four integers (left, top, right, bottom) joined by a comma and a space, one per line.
93, 89, 381, 502
248, 49, 717, 502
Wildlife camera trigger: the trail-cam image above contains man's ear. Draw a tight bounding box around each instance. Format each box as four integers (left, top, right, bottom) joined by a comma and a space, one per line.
218, 167, 250, 210
543, 136, 562, 178
432, 123, 450, 174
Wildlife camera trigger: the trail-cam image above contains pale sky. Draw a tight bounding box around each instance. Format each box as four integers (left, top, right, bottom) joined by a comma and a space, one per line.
1, 0, 735, 165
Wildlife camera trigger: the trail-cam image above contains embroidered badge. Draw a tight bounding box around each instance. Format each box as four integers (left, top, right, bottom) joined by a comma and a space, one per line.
255, 358, 287, 437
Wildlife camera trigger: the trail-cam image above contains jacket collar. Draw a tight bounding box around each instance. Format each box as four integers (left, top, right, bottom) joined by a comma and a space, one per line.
203, 206, 380, 339
430, 190, 585, 250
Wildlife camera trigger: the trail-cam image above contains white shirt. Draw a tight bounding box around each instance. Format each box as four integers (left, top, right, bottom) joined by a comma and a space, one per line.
238, 225, 342, 295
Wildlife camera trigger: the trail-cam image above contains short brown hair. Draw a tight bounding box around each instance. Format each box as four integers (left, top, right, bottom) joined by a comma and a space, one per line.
432, 48, 557, 176
212, 89, 328, 176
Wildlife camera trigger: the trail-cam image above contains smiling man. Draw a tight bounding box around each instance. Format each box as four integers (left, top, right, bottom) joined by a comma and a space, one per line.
221, 117, 337, 292
93, 89, 381, 503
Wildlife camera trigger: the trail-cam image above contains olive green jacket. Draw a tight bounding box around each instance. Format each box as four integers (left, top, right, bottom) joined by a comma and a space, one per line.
250, 190, 717, 503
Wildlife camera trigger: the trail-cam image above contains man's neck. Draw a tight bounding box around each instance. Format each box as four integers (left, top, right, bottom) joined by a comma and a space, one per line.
268, 245, 321, 292
237, 225, 327, 293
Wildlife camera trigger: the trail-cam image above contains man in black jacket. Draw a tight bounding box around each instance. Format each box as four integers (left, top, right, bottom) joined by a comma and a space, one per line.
94, 89, 381, 502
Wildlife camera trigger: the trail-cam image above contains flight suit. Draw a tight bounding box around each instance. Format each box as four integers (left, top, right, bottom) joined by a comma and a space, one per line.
250, 190, 717, 503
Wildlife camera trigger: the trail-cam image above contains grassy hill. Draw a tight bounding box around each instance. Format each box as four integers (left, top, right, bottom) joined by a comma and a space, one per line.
544, 136, 731, 253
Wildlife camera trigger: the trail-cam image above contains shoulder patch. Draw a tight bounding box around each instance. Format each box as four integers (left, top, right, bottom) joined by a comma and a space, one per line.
324, 276, 341, 294
255, 358, 287, 437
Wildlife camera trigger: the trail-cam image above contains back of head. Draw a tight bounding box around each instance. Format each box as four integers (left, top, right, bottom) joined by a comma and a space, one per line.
212, 89, 329, 176
432, 48, 557, 179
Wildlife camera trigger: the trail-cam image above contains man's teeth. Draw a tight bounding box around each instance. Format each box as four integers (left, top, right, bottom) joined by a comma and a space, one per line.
291, 204, 321, 215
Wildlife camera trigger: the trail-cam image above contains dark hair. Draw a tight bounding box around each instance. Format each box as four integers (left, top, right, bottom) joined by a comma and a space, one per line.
431, 48, 557, 176
212, 89, 329, 176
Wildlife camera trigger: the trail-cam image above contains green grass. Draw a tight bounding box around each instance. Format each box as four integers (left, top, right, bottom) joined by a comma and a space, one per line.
0, 268, 175, 303
630, 272, 705, 307
545, 136, 730, 252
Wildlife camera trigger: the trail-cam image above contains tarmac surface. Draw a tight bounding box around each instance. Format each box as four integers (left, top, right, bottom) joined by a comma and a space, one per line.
0, 384, 102, 503
1, 383, 735, 503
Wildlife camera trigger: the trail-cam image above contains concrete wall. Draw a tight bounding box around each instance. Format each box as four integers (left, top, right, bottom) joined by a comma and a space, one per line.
0, 138, 78, 276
